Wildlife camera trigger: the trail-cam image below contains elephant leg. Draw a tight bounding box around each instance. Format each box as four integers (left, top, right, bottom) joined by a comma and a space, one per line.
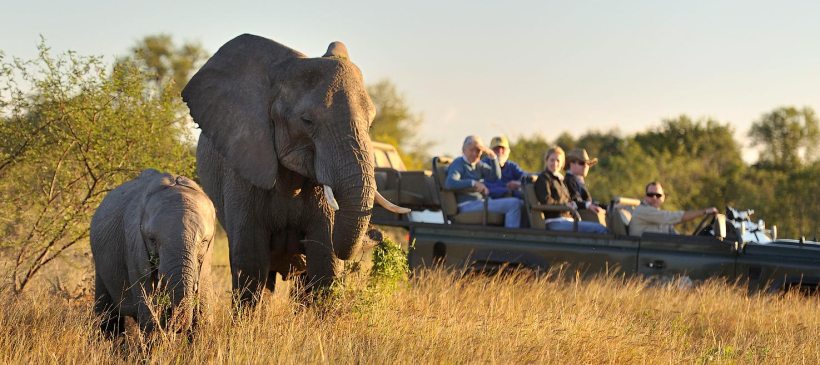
227, 226, 272, 309
265, 271, 277, 292
303, 229, 343, 293
94, 273, 124, 337
218, 165, 273, 309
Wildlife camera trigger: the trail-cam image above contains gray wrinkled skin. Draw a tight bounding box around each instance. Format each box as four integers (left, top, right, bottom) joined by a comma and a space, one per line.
182, 34, 377, 306
90, 169, 216, 335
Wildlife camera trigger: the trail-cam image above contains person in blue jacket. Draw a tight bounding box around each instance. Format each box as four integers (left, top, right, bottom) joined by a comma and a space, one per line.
482, 135, 533, 199
445, 135, 523, 228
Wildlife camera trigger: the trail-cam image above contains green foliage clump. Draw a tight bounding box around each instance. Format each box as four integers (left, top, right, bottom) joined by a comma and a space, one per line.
369, 235, 409, 292
0, 39, 196, 292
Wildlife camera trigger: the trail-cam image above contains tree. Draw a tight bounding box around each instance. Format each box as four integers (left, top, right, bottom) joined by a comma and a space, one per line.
509, 134, 551, 173
367, 79, 431, 169
552, 132, 576, 152
118, 34, 208, 96
749, 106, 819, 169
0, 40, 196, 292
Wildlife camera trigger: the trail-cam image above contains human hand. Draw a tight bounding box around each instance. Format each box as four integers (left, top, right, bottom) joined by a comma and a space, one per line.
478, 143, 497, 159
589, 203, 603, 213
704, 207, 718, 215
506, 180, 522, 191
474, 181, 489, 196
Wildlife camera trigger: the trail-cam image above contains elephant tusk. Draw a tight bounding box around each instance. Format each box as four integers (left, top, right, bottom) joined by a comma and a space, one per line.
374, 190, 412, 214
323, 185, 340, 211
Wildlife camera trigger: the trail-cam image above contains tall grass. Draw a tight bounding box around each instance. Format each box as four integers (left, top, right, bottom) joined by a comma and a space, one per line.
1, 243, 818, 363
1, 271, 817, 363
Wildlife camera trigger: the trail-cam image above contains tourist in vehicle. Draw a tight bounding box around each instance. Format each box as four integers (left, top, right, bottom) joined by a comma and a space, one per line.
534, 147, 608, 234
445, 135, 523, 228
629, 181, 718, 236
564, 148, 604, 214
482, 135, 532, 199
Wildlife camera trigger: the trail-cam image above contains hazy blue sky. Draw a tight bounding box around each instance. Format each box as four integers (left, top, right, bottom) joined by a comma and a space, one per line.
2, 1, 819, 161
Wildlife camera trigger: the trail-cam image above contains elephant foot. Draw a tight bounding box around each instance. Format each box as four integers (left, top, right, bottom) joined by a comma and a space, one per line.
99, 313, 126, 338
288, 272, 344, 309
265, 271, 277, 292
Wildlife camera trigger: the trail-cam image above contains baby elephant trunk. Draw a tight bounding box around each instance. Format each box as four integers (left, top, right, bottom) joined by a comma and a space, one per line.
159, 258, 199, 332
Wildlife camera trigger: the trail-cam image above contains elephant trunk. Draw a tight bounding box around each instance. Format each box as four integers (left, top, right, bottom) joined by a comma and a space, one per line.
328, 139, 376, 261
159, 255, 197, 331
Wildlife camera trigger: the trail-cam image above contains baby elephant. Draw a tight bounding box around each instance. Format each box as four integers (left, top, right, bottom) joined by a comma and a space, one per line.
91, 169, 216, 336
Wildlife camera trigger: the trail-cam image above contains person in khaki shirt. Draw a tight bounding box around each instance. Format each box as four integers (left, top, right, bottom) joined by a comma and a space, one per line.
629, 181, 718, 237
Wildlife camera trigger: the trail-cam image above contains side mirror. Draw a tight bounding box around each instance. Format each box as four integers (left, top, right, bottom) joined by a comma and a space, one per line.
712, 213, 727, 240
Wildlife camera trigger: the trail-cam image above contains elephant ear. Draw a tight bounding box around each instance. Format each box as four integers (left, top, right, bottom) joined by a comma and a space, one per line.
182, 34, 304, 189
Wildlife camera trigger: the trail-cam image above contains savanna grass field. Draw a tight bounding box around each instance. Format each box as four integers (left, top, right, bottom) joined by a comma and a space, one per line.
0, 228, 818, 364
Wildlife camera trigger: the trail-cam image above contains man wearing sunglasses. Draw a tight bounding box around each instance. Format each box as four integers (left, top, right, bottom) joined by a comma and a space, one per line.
629, 181, 718, 237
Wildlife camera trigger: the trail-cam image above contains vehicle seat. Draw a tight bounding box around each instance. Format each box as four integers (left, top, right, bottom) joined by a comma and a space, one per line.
374, 167, 429, 207
431, 156, 504, 226
607, 197, 641, 236
521, 179, 580, 231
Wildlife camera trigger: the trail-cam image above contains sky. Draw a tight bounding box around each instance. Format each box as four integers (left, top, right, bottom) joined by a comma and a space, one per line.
2, 1, 820, 162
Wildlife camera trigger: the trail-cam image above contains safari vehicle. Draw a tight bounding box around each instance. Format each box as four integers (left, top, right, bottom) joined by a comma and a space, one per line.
371, 144, 820, 293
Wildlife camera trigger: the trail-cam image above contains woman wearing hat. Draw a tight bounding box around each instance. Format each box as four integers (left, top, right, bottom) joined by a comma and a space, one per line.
534, 147, 608, 234
565, 148, 604, 216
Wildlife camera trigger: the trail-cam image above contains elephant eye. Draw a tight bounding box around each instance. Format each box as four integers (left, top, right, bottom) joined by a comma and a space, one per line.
300, 116, 314, 125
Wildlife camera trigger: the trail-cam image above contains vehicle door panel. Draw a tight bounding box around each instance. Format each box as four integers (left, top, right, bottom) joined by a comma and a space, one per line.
638, 233, 736, 281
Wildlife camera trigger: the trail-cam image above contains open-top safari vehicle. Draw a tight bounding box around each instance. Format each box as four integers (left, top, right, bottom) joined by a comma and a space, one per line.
370, 143, 820, 293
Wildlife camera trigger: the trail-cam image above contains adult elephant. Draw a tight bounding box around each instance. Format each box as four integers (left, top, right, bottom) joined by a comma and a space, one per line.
182, 34, 407, 306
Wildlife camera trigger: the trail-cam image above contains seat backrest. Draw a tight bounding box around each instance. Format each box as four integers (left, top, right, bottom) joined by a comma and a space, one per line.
608, 197, 641, 236
431, 156, 459, 221
522, 179, 545, 228
374, 167, 400, 191
374, 169, 390, 191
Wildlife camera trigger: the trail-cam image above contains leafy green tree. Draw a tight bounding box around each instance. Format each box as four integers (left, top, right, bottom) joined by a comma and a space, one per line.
575, 129, 625, 159
631, 116, 746, 210
0, 41, 195, 292
742, 107, 820, 238
367, 79, 431, 169
118, 34, 208, 96
553, 132, 576, 152
509, 134, 551, 173
749, 106, 819, 169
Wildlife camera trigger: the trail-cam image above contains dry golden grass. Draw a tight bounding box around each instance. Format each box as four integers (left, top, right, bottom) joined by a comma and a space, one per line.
1, 238, 818, 364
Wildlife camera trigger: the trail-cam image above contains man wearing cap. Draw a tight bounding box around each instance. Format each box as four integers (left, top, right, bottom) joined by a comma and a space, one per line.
564, 148, 604, 215
445, 135, 523, 228
482, 135, 532, 200
630, 181, 718, 237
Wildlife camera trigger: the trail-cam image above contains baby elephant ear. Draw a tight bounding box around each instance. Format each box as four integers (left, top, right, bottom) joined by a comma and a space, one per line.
182, 34, 303, 189
323, 41, 349, 59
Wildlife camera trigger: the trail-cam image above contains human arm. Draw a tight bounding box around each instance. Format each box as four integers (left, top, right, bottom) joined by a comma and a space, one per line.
445, 158, 489, 195
504, 161, 526, 191
444, 158, 477, 191
681, 207, 718, 223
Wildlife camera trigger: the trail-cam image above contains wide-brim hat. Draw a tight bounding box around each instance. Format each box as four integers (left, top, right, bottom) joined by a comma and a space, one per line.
567, 148, 598, 166
490, 136, 510, 149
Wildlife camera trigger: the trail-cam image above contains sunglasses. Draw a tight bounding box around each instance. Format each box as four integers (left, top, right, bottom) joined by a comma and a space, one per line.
646, 193, 663, 198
